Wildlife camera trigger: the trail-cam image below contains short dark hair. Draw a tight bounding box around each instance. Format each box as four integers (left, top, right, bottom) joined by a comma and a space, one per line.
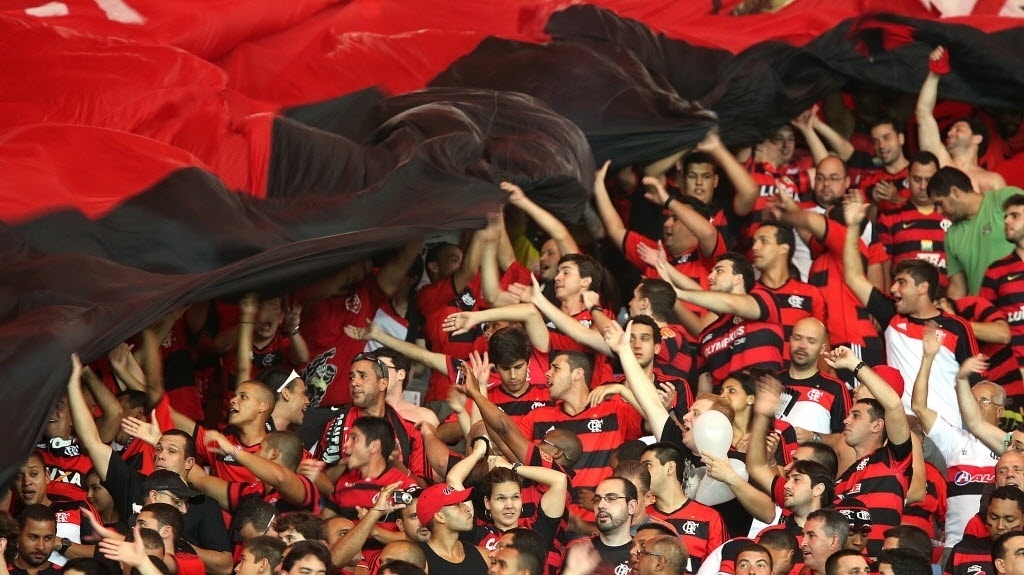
637, 279, 677, 321
482, 467, 520, 499
558, 254, 603, 293
958, 116, 990, 157
379, 560, 427, 575
893, 259, 940, 301
264, 431, 304, 471
613, 459, 652, 496
634, 521, 679, 539
758, 220, 796, 263
601, 476, 639, 502
64, 557, 114, 575
643, 442, 686, 483
855, 397, 885, 423
553, 350, 594, 387
825, 550, 866, 575
243, 535, 286, 569
140, 503, 184, 544
273, 511, 325, 542
909, 151, 939, 170
504, 528, 545, 575
993, 530, 1024, 563
683, 151, 718, 175
990, 485, 1024, 515
231, 496, 277, 538
117, 390, 150, 412
136, 528, 163, 554
376, 348, 412, 374
677, 194, 712, 221
160, 429, 197, 460
488, 327, 532, 367
425, 242, 459, 266
627, 315, 662, 344
876, 548, 931, 575
257, 369, 298, 396
797, 441, 839, 479
18, 503, 55, 530
927, 166, 974, 197
736, 542, 773, 571
1003, 194, 1024, 212
789, 460, 834, 508
0, 510, 18, 563
351, 416, 396, 462
758, 528, 800, 567
883, 525, 932, 560
280, 540, 331, 573
717, 252, 755, 292
869, 116, 904, 136
612, 440, 649, 466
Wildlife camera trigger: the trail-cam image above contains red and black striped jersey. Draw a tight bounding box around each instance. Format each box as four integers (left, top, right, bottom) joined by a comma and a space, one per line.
417, 274, 489, 403
118, 394, 175, 476
655, 323, 698, 383
227, 473, 320, 514
604, 371, 694, 420
317, 404, 427, 479
759, 278, 827, 360
944, 535, 995, 575
835, 438, 912, 559
877, 203, 951, 283
736, 170, 787, 247
193, 426, 263, 484
855, 167, 910, 212
37, 439, 92, 501
902, 461, 947, 543
547, 308, 614, 387
777, 369, 851, 435
954, 296, 1022, 403
516, 398, 642, 493
487, 382, 553, 419
697, 287, 784, 386
303, 278, 389, 407
623, 230, 724, 317
807, 220, 883, 351
647, 498, 728, 573
980, 252, 1024, 383
329, 465, 417, 530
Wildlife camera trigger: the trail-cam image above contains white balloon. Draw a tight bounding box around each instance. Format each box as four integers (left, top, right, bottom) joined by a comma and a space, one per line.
693, 410, 732, 458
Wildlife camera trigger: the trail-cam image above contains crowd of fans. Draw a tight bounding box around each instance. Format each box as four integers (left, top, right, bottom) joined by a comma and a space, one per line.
9, 45, 1024, 575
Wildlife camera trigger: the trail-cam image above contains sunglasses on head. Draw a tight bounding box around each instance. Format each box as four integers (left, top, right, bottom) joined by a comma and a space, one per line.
353, 353, 388, 377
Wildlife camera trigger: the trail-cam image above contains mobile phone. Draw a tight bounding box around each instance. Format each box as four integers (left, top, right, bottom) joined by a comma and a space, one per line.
454, 360, 467, 386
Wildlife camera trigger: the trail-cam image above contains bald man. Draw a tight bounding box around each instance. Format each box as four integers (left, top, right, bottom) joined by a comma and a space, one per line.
778, 318, 852, 444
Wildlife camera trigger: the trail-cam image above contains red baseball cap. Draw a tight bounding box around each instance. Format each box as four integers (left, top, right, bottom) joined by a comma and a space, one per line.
872, 365, 905, 397
416, 483, 474, 526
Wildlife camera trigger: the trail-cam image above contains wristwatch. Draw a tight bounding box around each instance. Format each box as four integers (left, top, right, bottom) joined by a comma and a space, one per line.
58, 537, 72, 555
811, 432, 822, 443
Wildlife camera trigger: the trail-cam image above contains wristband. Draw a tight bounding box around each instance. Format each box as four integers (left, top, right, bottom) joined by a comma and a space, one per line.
512, 462, 523, 475
589, 305, 604, 314
663, 196, 676, 210
929, 49, 950, 75
852, 361, 867, 380
288, 325, 300, 336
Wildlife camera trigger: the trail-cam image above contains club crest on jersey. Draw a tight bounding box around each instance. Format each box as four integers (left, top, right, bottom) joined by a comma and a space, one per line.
787, 295, 805, 309
345, 294, 362, 314
587, 419, 604, 433
807, 388, 823, 402
679, 520, 699, 535
615, 565, 631, 575
940, 219, 952, 232
460, 292, 477, 308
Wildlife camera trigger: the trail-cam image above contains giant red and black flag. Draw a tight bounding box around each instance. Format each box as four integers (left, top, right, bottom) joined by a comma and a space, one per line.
1, 0, 1023, 487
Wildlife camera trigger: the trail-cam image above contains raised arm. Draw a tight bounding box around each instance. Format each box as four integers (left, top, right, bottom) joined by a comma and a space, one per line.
673, 289, 764, 321
376, 239, 425, 297
791, 105, 832, 164
461, 369, 532, 463
910, 324, 940, 433
503, 182, 579, 258
841, 195, 874, 306
67, 355, 113, 480
591, 160, 628, 248
530, 277, 610, 355
345, 321, 449, 374
827, 347, 910, 445
915, 46, 954, 167
184, 464, 231, 510
701, 450, 777, 523
235, 294, 258, 386
443, 303, 550, 353
642, 177, 720, 257
517, 463, 569, 520
81, 366, 124, 444
479, 216, 521, 308
746, 376, 784, 491
770, 190, 827, 241
698, 131, 760, 217
283, 299, 309, 364
446, 436, 488, 490
956, 355, 1006, 454
205, 430, 310, 508
612, 321, 670, 438
328, 481, 406, 570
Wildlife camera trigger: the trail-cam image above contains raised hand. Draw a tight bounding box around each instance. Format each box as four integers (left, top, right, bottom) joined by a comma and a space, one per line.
501, 181, 526, 204
842, 191, 869, 227
641, 176, 671, 207
922, 321, 941, 359
753, 374, 784, 419
442, 311, 481, 336
957, 354, 989, 381
823, 345, 860, 372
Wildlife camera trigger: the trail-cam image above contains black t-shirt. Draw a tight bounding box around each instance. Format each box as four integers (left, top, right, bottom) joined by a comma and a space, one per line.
102, 451, 231, 552
591, 536, 633, 575
11, 564, 61, 575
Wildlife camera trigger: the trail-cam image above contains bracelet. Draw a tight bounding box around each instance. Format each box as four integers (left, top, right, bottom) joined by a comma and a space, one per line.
471, 436, 491, 457
240, 321, 255, 324
512, 462, 523, 475
288, 325, 300, 336
663, 196, 676, 210
812, 432, 822, 443
589, 305, 604, 313
852, 361, 867, 380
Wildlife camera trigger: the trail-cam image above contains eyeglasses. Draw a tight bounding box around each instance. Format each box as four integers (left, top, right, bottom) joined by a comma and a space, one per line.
262, 514, 276, 536
635, 549, 663, 560
542, 439, 578, 466
593, 494, 632, 504
158, 491, 183, 506
849, 523, 873, 535
978, 397, 1004, 407
353, 353, 388, 378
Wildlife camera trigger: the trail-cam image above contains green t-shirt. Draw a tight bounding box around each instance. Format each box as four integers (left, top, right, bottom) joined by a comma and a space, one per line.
946, 186, 1023, 294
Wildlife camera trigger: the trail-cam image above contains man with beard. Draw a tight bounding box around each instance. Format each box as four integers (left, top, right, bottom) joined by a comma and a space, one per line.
12, 452, 95, 565
561, 477, 638, 575
961, 451, 1024, 540
417, 484, 489, 575
946, 487, 1024, 575
773, 460, 833, 538
981, 194, 1024, 390
259, 369, 311, 432
315, 353, 426, 490
11, 505, 59, 575
776, 318, 851, 445
221, 294, 308, 397
916, 46, 1006, 194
